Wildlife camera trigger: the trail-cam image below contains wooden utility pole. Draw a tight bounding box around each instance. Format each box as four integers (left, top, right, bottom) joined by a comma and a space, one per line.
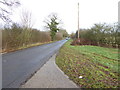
118, 1, 120, 25
78, 3, 80, 39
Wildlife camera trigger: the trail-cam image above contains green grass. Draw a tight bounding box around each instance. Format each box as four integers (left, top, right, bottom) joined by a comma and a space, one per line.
56, 40, 119, 88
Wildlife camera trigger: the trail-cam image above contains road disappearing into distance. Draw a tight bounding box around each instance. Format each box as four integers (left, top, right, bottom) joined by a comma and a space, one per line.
2, 39, 67, 88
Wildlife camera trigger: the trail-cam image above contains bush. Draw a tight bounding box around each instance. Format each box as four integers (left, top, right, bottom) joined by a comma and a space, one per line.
55, 32, 63, 40
74, 23, 119, 48
2, 23, 51, 52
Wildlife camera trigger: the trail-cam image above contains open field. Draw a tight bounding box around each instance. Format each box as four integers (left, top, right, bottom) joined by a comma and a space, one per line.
56, 40, 119, 88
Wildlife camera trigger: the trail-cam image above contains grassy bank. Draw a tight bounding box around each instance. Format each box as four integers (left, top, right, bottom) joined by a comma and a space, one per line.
2, 41, 55, 54
56, 40, 119, 88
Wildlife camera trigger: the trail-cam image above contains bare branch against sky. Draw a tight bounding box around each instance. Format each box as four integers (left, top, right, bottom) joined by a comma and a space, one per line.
0, 0, 20, 22
1, 0, 119, 34
20, 9, 34, 28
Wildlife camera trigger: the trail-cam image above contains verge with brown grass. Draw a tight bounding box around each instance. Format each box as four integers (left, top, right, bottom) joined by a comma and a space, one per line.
56, 40, 119, 88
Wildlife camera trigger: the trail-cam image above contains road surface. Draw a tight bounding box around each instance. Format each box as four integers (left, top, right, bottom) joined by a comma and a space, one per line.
2, 39, 67, 88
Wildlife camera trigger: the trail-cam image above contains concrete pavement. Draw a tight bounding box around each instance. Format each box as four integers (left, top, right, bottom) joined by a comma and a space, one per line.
21, 54, 78, 88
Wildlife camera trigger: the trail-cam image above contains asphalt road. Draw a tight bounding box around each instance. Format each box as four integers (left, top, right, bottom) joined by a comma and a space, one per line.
2, 39, 67, 88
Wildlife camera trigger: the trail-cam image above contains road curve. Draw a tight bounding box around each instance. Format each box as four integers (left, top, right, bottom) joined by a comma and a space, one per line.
2, 39, 67, 88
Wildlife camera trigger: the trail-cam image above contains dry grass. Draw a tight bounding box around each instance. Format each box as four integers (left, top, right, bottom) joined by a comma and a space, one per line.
2, 41, 53, 54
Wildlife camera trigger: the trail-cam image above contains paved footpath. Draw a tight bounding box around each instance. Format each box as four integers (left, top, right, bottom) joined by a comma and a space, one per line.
21, 54, 79, 88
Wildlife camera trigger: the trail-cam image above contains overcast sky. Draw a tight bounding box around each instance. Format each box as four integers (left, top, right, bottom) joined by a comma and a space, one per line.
12, 0, 119, 34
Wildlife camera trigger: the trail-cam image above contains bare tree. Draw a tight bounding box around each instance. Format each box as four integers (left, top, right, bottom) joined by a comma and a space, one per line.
20, 9, 34, 29
0, 0, 20, 22
20, 9, 35, 45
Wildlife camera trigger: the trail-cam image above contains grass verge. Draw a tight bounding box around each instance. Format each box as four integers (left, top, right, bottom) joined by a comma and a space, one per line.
56, 40, 119, 88
1, 41, 56, 54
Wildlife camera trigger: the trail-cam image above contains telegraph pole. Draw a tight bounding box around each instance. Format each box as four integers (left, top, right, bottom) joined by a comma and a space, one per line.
78, 3, 80, 39
118, 1, 120, 24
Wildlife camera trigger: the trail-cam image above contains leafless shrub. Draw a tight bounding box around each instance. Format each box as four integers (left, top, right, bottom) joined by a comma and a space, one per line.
2, 24, 51, 52
55, 32, 63, 40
